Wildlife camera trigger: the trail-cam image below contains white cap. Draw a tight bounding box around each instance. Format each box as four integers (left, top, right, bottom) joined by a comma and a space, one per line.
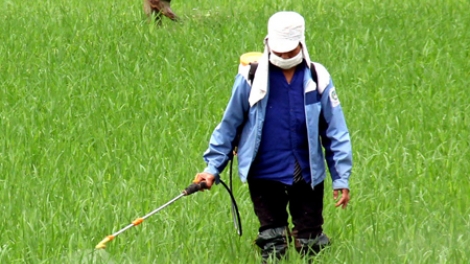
267, 11, 305, 53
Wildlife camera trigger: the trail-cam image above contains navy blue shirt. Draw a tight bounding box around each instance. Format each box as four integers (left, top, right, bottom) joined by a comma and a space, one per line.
249, 62, 311, 185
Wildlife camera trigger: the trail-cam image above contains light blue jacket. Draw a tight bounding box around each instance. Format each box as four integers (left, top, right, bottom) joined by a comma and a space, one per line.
203, 62, 352, 190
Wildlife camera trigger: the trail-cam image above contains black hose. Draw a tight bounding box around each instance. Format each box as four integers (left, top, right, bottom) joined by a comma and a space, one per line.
219, 158, 242, 236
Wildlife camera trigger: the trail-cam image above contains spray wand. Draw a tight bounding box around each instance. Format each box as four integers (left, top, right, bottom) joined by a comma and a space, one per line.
95, 181, 209, 249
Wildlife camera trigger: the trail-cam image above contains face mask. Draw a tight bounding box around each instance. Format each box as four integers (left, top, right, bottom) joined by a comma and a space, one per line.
269, 51, 304, 69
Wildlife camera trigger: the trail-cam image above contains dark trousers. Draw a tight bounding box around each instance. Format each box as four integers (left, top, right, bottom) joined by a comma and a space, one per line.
248, 179, 324, 240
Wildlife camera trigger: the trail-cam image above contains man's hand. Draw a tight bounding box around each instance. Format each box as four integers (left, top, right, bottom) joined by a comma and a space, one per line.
193, 172, 216, 189
333, 189, 350, 209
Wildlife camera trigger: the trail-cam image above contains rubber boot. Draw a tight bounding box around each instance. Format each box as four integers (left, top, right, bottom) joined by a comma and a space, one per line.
255, 226, 290, 264
294, 233, 331, 257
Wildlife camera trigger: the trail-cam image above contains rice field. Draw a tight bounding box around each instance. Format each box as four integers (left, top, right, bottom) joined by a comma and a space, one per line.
1, 0, 469, 263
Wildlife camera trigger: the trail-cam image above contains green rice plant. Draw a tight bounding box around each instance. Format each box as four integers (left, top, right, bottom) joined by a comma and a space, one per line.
0, 0, 469, 263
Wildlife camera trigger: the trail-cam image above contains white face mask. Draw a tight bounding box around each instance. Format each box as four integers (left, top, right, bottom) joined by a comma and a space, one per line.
269, 51, 304, 69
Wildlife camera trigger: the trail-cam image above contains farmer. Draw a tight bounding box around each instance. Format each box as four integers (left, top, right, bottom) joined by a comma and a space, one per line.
194, 11, 353, 262
143, 0, 178, 23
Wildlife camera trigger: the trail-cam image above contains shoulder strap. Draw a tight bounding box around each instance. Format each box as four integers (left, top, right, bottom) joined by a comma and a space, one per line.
309, 62, 318, 84
248, 62, 259, 84
248, 62, 318, 85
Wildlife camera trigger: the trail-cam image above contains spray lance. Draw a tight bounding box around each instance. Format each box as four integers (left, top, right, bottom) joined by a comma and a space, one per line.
94, 52, 268, 250
95, 178, 242, 249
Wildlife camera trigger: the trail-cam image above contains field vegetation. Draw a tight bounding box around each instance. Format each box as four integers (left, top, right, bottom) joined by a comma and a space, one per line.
1, 0, 469, 263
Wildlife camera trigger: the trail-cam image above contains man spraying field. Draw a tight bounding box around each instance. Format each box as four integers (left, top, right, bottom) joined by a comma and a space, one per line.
194, 11, 353, 263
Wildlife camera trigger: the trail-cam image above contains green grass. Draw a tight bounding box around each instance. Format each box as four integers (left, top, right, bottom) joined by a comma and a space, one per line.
1, 0, 469, 263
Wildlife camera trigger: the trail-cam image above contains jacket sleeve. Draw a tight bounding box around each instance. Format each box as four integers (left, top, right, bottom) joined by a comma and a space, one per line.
319, 78, 353, 190
202, 74, 251, 181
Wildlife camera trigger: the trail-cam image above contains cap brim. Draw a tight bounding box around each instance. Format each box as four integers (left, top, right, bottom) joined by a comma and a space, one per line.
268, 38, 299, 53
